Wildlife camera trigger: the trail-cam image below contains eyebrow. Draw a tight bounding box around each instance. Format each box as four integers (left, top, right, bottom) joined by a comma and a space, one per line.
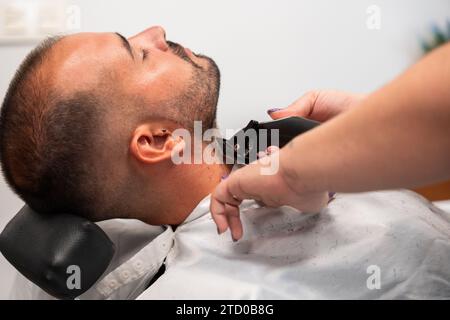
115, 32, 134, 60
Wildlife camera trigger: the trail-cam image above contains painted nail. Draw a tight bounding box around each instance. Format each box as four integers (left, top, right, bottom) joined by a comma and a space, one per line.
257, 151, 266, 159
266, 146, 277, 154
267, 108, 282, 114
328, 192, 336, 198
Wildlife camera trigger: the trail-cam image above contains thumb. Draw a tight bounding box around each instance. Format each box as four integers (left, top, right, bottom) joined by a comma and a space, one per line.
267, 105, 310, 120
267, 92, 316, 119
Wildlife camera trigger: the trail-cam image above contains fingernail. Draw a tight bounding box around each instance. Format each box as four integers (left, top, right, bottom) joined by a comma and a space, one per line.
221, 174, 228, 180
327, 192, 336, 204
267, 146, 276, 154
257, 151, 266, 159
267, 108, 282, 114
217, 227, 220, 235
232, 237, 238, 242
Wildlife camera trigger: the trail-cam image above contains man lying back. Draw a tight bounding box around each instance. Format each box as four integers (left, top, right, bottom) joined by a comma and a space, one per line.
1, 26, 449, 299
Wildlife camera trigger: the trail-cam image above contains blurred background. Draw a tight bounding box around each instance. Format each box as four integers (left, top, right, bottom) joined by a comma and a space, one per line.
0, 0, 449, 298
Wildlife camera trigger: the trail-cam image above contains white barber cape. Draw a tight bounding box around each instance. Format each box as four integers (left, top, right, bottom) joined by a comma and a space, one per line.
10, 190, 450, 299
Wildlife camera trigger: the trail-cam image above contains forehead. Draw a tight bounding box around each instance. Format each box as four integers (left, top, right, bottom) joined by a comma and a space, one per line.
50, 32, 128, 93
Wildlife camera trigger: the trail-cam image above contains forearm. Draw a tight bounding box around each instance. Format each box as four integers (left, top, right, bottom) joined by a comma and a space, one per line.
281, 43, 450, 193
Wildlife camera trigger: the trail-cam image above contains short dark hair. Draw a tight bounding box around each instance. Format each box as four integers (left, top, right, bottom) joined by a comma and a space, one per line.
1, 35, 220, 221
0, 37, 105, 218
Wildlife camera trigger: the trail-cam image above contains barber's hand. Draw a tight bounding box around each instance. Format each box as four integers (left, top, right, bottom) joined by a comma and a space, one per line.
267, 90, 365, 122
210, 148, 329, 241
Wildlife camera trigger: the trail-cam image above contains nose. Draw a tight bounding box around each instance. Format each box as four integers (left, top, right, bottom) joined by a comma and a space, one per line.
129, 26, 168, 52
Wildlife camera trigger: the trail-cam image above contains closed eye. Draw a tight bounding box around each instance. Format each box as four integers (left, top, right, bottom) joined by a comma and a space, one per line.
142, 49, 149, 61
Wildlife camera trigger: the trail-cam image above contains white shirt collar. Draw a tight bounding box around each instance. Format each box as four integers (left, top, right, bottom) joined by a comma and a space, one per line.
179, 194, 212, 225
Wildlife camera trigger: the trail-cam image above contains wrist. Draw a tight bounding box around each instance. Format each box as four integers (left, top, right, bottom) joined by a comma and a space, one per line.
278, 147, 310, 195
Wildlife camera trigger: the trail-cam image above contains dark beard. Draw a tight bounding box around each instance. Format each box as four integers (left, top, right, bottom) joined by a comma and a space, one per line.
191, 56, 220, 130
166, 40, 221, 131
167, 40, 200, 68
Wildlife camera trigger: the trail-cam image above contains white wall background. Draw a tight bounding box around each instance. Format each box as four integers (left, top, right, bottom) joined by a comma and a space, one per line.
0, 0, 448, 299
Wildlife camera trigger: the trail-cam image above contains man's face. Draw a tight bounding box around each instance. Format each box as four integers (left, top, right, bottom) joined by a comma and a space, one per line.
52, 26, 220, 129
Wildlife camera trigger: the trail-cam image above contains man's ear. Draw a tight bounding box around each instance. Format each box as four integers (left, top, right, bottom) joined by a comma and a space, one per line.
130, 124, 180, 164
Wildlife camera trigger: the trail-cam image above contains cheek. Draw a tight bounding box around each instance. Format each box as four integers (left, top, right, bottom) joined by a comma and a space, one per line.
133, 59, 194, 101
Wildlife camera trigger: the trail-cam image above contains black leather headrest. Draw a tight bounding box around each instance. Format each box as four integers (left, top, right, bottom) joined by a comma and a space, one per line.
0, 205, 115, 299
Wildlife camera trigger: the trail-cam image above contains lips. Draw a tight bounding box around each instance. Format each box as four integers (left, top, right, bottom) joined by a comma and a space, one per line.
184, 47, 194, 57
167, 40, 190, 61
166, 40, 203, 69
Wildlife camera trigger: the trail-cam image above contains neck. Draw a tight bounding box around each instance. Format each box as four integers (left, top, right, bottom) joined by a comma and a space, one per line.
139, 161, 231, 226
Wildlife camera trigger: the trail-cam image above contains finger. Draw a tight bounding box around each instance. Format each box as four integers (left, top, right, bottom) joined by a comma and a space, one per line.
211, 177, 244, 234
267, 91, 318, 120
210, 195, 229, 234
225, 204, 243, 241
266, 146, 280, 155
225, 164, 265, 203
214, 178, 243, 206
258, 146, 280, 160
257, 151, 267, 159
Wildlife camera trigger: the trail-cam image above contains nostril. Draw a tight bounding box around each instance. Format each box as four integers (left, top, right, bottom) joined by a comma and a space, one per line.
161, 40, 169, 51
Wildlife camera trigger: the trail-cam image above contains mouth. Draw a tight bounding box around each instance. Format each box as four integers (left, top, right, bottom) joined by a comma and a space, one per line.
167, 40, 202, 68
167, 41, 193, 61
183, 47, 195, 59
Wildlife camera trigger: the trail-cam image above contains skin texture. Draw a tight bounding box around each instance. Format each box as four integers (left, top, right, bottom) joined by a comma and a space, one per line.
211, 90, 364, 241
211, 43, 450, 241
45, 26, 229, 225
268, 90, 365, 122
